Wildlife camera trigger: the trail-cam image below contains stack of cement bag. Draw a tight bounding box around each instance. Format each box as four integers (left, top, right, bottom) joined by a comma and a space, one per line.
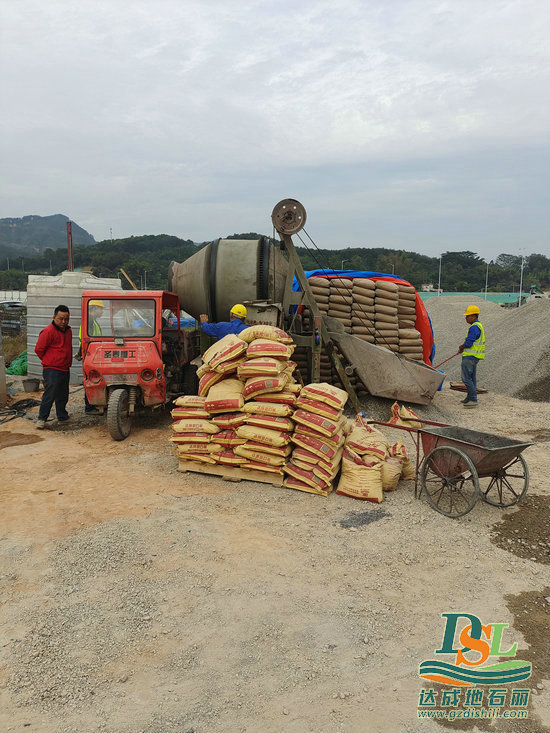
283, 383, 349, 497
336, 413, 416, 502
397, 283, 423, 361
169, 327, 301, 477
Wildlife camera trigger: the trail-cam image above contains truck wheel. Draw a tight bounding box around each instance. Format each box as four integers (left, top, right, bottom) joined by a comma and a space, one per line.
107, 388, 131, 441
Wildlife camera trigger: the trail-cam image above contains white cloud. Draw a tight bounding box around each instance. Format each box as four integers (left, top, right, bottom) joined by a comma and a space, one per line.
1, 0, 549, 257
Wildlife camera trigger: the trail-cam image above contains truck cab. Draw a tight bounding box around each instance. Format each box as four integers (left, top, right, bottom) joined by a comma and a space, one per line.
81, 290, 199, 440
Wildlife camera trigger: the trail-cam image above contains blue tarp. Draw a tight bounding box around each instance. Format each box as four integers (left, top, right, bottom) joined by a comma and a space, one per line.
292, 269, 406, 290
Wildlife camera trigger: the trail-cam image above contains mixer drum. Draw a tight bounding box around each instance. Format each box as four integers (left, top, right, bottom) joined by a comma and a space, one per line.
168, 237, 288, 321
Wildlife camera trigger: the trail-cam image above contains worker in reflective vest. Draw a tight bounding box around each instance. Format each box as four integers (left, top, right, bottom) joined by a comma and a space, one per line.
458, 305, 485, 408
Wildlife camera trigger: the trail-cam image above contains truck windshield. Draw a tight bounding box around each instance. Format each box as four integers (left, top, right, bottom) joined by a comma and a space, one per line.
87, 299, 156, 338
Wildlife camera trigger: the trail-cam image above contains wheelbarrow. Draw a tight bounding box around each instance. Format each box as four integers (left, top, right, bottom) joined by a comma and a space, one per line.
365, 418, 533, 518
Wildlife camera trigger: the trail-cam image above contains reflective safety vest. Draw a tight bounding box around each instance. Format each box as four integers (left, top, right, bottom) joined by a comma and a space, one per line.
78, 320, 102, 344
463, 320, 485, 360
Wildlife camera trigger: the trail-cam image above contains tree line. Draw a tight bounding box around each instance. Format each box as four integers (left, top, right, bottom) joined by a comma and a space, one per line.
0, 233, 548, 293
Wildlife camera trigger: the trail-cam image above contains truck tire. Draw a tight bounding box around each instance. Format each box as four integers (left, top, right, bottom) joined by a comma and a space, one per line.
107, 388, 132, 441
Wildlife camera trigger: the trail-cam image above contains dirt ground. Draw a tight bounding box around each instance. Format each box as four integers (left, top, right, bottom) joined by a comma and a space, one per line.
0, 379, 549, 733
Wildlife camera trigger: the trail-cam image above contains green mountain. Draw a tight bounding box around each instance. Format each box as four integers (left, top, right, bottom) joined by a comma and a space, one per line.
0, 215, 95, 255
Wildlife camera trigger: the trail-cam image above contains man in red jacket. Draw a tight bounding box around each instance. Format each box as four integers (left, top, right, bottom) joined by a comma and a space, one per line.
35, 305, 73, 429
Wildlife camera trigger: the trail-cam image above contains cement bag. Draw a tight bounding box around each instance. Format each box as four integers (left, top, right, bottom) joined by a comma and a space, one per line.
284, 475, 332, 496
205, 379, 245, 413
391, 441, 416, 481
237, 357, 286, 379
171, 407, 210, 419
375, 280, 399, 294
211, 412, 248, 428
213, 450, 247, 466
196, 362, 210, 379
353, 278, 375, 291
300, 382, 348, 410
255, 391, 296, 406
213, 356, 248, 375
203, 334, 247, 368
292, 410, 345, 439
336, 448, 383, 502
171, 419, 220, 434
242, 461, 283, 475
238, 325, 293, 344
309, 277, 330, 289
236, 424, 291, 447
375, 304, 398, 316
245, 414, 294, 432
295, 396, 342, 420
283, 382, 301, 394
240, 441, 292, 458
234, 446, 286, 466
291, 433, 342, 461
242, 401, 293, 417
179, 452, 217, 464
389, 401, 424, 428
169, 433, 212, 444
246, 339, 292, 360
211, 430, 247, 447
174, 395, 206, 409
294, 425, 345, 448
283, 463, 331, 492
198, 370, 225, 397
176, 442, 223, 455
381, 457, 403, 491
243, 374, 289, 400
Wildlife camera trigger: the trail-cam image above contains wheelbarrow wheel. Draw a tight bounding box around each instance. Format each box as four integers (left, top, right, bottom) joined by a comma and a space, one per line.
420, 446, 480, 518
479, 454, 529, 507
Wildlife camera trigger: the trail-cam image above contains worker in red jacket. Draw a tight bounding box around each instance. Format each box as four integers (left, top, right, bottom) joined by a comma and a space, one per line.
34, 305, 73, 429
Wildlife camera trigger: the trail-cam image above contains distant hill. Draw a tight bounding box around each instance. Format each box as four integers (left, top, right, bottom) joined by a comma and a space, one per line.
0, 215, 95, 255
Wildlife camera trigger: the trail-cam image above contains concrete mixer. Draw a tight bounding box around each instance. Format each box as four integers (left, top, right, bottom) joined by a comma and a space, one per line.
168, 199, 445, 407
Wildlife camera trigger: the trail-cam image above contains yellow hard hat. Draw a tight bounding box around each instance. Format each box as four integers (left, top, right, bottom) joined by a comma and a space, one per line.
89, 299, 105, 308
464, 305, 480, 316
230, 303, 247, 319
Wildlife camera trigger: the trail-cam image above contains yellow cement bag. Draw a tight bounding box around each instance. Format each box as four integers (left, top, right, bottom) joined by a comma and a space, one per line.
295, 396, 342, 420
211, 412, 248, 428
346, 425, 388, 460
179, 452, 217, 464
300, 382, 348, 410
238, 325, 293, 344
239, 441, 292, 457
255, 391, 296, 406
234, 446, 286, 466
243, 374, 289, 400
170, 433, 211, 444
213, 450, 247, 466
171, 419, 220, 434
211, 430, 247, 447
336, 448, 383, 502
213, 356, 247, 375
242, 401, 293, 417
292, 410, 346, 439
381, 457, 403, 491
237, 357, 286, 379
245, 414, 294, 432
176, 442, 224, 455
283, 463, 332, 492
203, 334, 248, 368
246, 339, 292, 360
198, 370, 225, 397
389, 401, 424, 428
205, 378, 245, 413
236, 425, 291, 447
242, 461, 283, 475
174, 395, 206, 409
284, 476, 333, 496
171, 407, 210, 419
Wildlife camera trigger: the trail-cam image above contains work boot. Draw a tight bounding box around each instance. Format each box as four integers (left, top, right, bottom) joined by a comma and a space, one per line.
57, 415, 70, 422
85, 407, 100, 415
463, 402, 478, 408
460, 397, 470, 403
36, 419, 46, 430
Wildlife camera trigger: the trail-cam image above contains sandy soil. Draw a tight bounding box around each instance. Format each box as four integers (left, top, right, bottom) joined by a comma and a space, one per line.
0, 380, 549, 733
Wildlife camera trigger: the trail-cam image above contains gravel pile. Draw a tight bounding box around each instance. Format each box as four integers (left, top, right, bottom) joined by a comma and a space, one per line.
426, 296, 550, 401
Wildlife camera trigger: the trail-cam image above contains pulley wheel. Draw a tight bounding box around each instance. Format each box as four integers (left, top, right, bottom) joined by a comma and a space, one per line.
271, 199, 307, 234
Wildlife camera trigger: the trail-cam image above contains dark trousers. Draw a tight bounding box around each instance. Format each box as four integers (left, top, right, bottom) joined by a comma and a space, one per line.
461, 357, 479, 402
38, 368, 70, 420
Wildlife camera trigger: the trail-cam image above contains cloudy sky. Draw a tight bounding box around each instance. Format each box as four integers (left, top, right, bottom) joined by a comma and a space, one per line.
1, 0, 549, 259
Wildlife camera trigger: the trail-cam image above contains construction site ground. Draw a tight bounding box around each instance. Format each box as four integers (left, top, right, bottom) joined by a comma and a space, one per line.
0, 379, 549, 733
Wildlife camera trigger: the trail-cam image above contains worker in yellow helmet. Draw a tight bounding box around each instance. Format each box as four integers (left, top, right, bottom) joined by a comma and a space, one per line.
199, 304, 248, 340
458, 304, 485, 408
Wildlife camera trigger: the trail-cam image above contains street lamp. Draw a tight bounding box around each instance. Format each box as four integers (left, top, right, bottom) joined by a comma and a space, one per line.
144, 270, 148, 289
518, 256, 526, 307
437, 255, 442, 296
484, 261, 489, 300
341, 259, 349, 270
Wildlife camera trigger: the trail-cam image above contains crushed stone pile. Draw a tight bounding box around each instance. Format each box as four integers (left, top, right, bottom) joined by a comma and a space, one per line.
426, 296, 550, 401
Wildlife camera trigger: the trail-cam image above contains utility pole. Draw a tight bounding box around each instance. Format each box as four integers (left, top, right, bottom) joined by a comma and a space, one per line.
437, 255, 442, 295
518, 255, 525, 307
484, 261, 489, 299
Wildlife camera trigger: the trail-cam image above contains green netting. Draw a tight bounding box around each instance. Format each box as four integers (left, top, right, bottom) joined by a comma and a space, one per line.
6, 350, 27, 375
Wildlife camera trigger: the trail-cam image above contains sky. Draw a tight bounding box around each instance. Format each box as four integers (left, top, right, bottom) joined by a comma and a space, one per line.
1, 0, 550, 260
